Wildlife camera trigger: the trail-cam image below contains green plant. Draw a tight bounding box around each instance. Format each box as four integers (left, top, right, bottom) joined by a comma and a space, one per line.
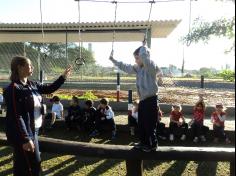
78, 91, 98, 100
219, 69, 235, 82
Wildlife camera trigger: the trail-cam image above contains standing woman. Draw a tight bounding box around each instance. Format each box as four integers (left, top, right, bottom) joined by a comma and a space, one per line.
3, 56, 72, 176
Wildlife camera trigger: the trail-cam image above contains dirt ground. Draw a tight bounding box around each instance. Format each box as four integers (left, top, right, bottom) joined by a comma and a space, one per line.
54, 87, 235, 107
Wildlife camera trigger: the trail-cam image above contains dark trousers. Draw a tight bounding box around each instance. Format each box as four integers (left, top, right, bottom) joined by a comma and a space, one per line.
95, 116, 116, 132
169, 122, 188, 136
138, 96, 158, 148
128, 115, 138, 128
156, 122, 166, 137
13, 128, 41, 176
213, 125, 227, 140
191, 122, 208, 138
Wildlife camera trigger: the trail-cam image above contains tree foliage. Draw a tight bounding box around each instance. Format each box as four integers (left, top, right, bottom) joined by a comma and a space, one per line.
182, 17, 235, 53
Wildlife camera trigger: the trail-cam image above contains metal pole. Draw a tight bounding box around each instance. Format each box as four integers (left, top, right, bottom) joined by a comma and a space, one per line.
117, 72, 120, 102
38, 49, 41, 81
66, 27, 68, 66
40, 70, 44, 84
128, 90, 133, 115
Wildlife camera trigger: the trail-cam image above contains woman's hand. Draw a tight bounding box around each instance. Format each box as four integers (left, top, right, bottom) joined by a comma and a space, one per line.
22, 140, 35, 153
62, 65, 72, 79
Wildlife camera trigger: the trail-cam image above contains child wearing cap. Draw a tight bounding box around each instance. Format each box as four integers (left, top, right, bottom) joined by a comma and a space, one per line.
169, 104, 188, 142
90, 98, 116, 140
211, 103, 231, 144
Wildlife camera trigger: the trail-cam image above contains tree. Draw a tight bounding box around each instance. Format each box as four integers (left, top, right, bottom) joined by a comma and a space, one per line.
182, 17, 235, 53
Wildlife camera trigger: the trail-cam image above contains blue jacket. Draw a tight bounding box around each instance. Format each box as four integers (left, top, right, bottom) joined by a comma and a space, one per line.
3, 76, 65, 146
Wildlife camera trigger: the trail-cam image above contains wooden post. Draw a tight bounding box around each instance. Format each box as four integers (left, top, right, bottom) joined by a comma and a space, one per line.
128, 90, 133, 116
230, 160, 235, 176
201, 75, 204, 89
117, 72, 120, 102
126, 159, 143, 176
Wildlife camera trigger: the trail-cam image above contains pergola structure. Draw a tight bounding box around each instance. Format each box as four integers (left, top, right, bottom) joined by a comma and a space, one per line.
0, 20, 181, 101
0, 20, 181, 47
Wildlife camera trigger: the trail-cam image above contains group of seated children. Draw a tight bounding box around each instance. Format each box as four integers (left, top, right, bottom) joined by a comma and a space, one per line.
64, 97, 116, 140
128, 96, 231, 144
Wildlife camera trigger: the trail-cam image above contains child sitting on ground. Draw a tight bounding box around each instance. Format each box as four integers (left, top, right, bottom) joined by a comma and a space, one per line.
211, 103, 231, 144
42, 96, 63, 130
90, 98, 116, 140
169, 104, 188, 142
156, 105, 167, 140
189, 95, 208, 143
83, 100, 97, 133
65, 96, 83, 131
128, 100, 139, 136
51, 96, 64, 121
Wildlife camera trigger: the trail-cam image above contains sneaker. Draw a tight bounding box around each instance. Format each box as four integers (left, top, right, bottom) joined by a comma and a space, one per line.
158, 135, 167, 140
169, 134, 174, 141
226, 138, 231, 144
130, 128, 135, 136
111, 131, 116, 140
200, 135, 206, 142
133, 142, 144, 149
193, 137, 199, 143
181, 135, 186, 141
89, 130, 100, 137
213, 138, 219, 143
141, 145, 157, 153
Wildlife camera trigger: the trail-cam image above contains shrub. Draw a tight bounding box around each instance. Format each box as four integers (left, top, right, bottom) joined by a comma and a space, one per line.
219, 69, 235, 82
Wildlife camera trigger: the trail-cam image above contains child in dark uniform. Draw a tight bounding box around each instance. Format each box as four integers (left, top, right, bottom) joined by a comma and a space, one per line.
65, 96, 82, 131
169, 104, 188, 142
156, 105, 167, 140
90, 98, 116, 140
83, 100, 96, 133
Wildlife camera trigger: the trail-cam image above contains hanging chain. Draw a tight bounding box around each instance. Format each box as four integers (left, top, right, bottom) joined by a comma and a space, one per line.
75, 0, 85, 66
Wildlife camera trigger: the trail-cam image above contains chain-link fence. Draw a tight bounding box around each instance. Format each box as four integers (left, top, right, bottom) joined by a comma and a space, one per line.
0, 42, 120, 82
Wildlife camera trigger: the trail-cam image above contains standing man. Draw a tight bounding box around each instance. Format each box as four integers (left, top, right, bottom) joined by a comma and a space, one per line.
109, 46, 163, 152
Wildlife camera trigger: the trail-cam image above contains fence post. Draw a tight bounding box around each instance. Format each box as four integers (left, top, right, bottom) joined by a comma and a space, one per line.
40, 70, 44, 84
126, 159, 143, 176
230, 160, 235, 176
117, 72, 120, 102
201, 75, 204, 88
128, 90, 133, 115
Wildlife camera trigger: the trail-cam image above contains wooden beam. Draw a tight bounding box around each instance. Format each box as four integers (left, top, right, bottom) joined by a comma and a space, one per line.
0, 133, 234, 162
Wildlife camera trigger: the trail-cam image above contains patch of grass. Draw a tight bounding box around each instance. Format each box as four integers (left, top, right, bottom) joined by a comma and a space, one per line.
0, 145, 230, 176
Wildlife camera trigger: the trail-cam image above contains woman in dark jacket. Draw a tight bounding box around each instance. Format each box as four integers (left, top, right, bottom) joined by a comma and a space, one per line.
3, 56, 72, 176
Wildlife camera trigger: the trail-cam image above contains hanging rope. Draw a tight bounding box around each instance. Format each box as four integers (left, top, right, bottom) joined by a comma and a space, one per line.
143, 0, 155, 46
111, 1, 118, 53
39, 0, 48, 60
75, 0, 85, 67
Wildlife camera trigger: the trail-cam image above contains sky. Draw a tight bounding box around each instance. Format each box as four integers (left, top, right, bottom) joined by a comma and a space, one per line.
0, 0, 235, 70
